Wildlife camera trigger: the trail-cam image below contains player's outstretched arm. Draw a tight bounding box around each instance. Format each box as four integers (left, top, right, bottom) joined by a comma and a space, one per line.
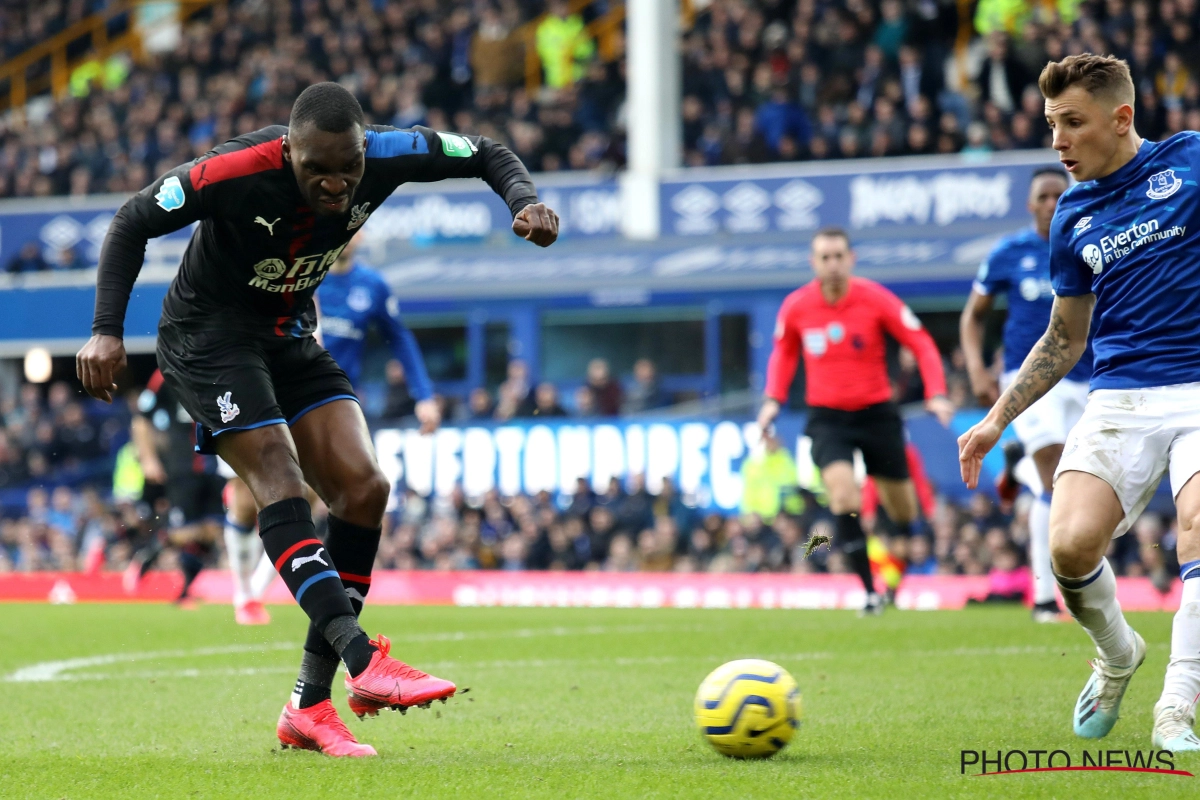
959, 289, 999, 406
371, 126, 558, 245
957, 293, 1093, 488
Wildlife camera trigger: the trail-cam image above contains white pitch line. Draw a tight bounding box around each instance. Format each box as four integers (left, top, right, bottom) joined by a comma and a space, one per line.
5, 638, 1125, 685
1, 624, 705, 684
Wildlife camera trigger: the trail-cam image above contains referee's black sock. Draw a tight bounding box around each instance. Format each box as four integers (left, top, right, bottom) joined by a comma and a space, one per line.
836, 512, 876, 596
297, 515, 383, 701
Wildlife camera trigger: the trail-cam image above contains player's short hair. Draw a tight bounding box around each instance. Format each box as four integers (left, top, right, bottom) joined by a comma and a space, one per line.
812, 226, 851, 248
289, 82, 365, 134
1038, 54, 1135, 108
1031, 166, 1069, 183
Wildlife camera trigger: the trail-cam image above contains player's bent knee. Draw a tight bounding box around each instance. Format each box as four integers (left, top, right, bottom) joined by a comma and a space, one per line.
1048, 520, 1107, 578
329, 467, 390, 523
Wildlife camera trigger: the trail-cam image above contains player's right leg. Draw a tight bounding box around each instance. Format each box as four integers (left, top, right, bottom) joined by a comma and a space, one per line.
817, 459, 880, 615
1050, 470, 1146, 739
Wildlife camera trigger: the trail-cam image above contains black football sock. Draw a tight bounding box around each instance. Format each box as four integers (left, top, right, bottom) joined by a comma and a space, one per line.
258, 498, 356, 631
177, 549, 204, 600
292, 650, 338, 709
298, 516, 383, 689
301, 516, 382, 663
836, 512, 876, 596
324, 615, 375, 677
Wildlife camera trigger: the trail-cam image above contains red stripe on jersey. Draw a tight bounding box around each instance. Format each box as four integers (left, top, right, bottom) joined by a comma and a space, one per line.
274, 539, 325, 573
189, 138, 283, 190
147, 369, 164, 392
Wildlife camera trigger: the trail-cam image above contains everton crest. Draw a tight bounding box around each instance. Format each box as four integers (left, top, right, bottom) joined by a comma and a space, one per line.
1146, 169, 1182, 200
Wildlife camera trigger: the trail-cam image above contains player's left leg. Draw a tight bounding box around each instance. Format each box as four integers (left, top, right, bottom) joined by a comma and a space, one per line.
858, 404, 916, 603
1153, 468, 1200, 749
289, 398, 455, 717
1029, 445, 1064, 621
223, 475, 271, 625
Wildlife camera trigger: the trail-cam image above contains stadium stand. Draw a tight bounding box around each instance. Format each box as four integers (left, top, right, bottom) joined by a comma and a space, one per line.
4, 0, 1199, 209
0, 370, 1179, 589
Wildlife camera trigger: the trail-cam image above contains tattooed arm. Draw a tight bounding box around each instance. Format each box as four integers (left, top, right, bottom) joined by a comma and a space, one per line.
957, 294, 1094, 489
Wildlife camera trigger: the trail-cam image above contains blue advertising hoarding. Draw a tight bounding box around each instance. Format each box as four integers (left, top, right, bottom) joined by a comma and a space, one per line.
659, 152, 1056, 239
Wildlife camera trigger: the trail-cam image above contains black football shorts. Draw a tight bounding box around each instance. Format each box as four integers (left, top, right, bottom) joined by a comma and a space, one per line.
805, 401, 910, 480
156, 321, 357, 455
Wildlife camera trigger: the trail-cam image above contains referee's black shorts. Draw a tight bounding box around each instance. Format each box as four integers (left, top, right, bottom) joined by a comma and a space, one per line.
805, 402, 909, 480
157, 321, 357, 455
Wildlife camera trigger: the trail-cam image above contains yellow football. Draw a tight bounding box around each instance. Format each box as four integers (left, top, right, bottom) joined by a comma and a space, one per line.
694, 659, 801, 759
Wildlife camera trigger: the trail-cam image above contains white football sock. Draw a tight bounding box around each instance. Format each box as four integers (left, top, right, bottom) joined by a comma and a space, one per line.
1029, 494, 1057, 605
1160, 562, 1200, 710
1056, 558, 1135, 667
224, 516, 256, 608
249, 549, 276, 601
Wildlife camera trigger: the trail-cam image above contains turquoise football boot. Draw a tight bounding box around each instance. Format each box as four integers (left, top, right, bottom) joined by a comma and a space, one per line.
1073, 629, 1146, 739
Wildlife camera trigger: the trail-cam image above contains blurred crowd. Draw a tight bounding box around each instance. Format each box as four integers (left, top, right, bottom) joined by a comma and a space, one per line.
3, 0, 1200, 212
0, 372, 1179, 600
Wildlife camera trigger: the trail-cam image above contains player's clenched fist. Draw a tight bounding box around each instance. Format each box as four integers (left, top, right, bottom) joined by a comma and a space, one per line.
77, 333, 127, 403
512, 202, 559, 247
957, 417, 1004, 490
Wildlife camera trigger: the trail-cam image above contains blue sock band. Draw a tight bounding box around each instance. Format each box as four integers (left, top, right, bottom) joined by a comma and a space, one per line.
1056, 560, 1105, 590
1181, 559, 1200, 581
1038, 491, 1052, 504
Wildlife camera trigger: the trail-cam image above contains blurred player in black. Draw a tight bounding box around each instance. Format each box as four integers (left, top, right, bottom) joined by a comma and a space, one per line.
125, 369, 224, 606
77, 82, 558, 756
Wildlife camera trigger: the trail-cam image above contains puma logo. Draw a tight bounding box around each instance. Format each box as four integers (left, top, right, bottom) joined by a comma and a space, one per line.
255, 216, 281, 235
291, 547, 328, 572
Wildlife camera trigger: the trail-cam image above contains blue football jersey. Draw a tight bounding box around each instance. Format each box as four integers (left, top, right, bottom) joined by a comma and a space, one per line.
975, 227, 1093, 382
1051, 133, 1200, 390
316, 262, 433, 397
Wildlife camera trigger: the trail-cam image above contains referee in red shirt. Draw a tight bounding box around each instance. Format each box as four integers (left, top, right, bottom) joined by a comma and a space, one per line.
757, 227, 955, 614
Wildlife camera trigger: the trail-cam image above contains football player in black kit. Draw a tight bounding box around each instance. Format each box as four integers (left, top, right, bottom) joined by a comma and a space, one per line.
77, 83, 559, 757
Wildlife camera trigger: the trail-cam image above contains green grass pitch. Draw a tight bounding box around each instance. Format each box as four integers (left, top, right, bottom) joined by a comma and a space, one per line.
0, 603, 1192, 798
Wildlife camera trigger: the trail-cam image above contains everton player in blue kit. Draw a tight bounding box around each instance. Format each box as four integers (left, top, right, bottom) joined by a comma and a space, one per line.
76, 83, 559, 756
960, 54, 1200, 750
961, 167, 1091, 623
316, 234, 439, 431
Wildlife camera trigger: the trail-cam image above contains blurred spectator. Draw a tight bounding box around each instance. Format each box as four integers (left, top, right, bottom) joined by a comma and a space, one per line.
622, 358, 667, 414
6, 242, 47, 274
465, 387, 494, 421
536, 0, 595, 88
532, 382, 567, 417
586, 358, 621, 416
739, 432, 804, 525
975, 32, 1031, 114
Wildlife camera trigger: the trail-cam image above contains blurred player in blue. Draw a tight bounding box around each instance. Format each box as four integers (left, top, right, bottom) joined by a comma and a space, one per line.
960, 167, 1091, 624
315, 232, 440, 433
960, 53, 1200, 750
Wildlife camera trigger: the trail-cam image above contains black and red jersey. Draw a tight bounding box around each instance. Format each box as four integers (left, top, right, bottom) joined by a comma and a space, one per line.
93, 125, 537, 338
